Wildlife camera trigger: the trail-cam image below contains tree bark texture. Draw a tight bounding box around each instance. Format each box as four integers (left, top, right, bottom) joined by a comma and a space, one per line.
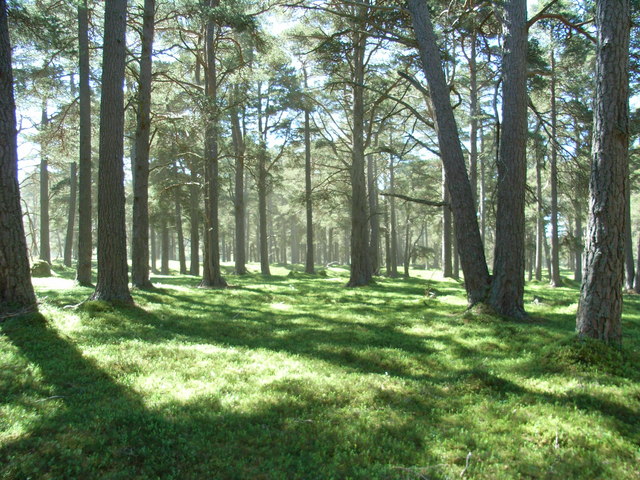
63, 162, 77, 267
388, 156, 398, 278
131, 0, 155, 289
442, 169, 452, 278
304, 106, 315, 274
0, 0, 37, 312
176, 194, 187, 274
407, 0, 490, 304
576, 0, 630, 344
189, 164, 200, 276
230, 89, 247, 275
92, 0, 133, 304
39, 107, 51, 264
549, 47, 562, 287
200, 1, 227, 288
489, 0, 528, 318
76, 0, 93, 286
347, 24, 372, 287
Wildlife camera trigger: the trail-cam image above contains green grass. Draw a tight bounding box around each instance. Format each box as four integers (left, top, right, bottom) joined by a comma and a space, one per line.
1, 264, 639, 479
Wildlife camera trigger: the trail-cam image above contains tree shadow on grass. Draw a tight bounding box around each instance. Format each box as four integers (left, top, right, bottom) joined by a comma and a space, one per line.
1, 313, 445, 479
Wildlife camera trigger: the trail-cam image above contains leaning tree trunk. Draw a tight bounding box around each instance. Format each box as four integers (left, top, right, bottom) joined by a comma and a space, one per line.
76, 0, 93, 286
131, 0, 155, 289
63, 162, 77, 267
347, 23, 372, 287
576, 0, 630, 344
407, 0, 490, 304
489, 0, 528, 318
91, 0, 133, 305
0, 0, 37, 312
39, 106, 51, 264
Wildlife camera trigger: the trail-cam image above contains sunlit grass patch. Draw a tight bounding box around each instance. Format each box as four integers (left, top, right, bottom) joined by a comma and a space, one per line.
0, 266, 638, 479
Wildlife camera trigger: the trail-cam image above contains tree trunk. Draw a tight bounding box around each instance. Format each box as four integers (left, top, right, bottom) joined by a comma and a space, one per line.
624, 187, 634, 290
442, 169, 452, 278
131, 0, 155, 289
576, 0, 630, 344
189, 164, 200, 276
549, 47, 562, 287
76, 0, 93, 286
573, 198, 583, 282
200, 1, 227, 288
634, 233, 640, 292
488, 0, 528, 318
389, 157, 399, 278
176, 195, 187, 274
407, 0, 490, 304
63, 162, 77, 267
258, 147, 270, 275
39, 107, 51, 264
304, 99, 315, 274
91, 0, 133, 304
468, 29, 478, 207
0, 0, 37, 312
230, 87, 247, 275
367, 134, 379, 276
535, 135, 544, 281
347, 23, 372, 287
150, 223, 158, 274
161, 216, 169, 275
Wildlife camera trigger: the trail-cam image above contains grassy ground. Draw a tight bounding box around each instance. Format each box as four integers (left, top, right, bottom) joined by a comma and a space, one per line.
1, 263, 639, 479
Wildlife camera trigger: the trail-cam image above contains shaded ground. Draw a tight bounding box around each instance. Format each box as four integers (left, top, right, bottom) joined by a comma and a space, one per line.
1, 264, 639, 479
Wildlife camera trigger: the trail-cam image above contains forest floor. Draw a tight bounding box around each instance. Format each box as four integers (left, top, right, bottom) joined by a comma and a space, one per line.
1, 263, 639, 479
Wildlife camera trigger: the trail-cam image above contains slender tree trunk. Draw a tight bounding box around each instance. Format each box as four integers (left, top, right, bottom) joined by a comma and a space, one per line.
200, 1, 226, 288
161, 216, 169, 275
407, 0, 490, 304
92, 0, 133, 304
258, 148, 270, 275
634, 233, 640, 292
549, 47, 562, 287
489, 0, 528, 318
535, 135, 544, 281
469, 29, 478, 207
442, 169, 452, 278
367, 137, 379, 275
304, 100, 315, 274
0, 0, 37, 312
63, 162, 77, 267
574, 200, 583, 282
131, 0, 155, 289
230, 88, 247, 275
576, 0, 630, 344
389, 157, 399, 277
150, 223, 158, 274
39, 107, 51, 264
347, 23, 372, 287
76, 0, 92, 286
176, 195, 187, 274
189, 165, 200, 276
624, 187, 634, 290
